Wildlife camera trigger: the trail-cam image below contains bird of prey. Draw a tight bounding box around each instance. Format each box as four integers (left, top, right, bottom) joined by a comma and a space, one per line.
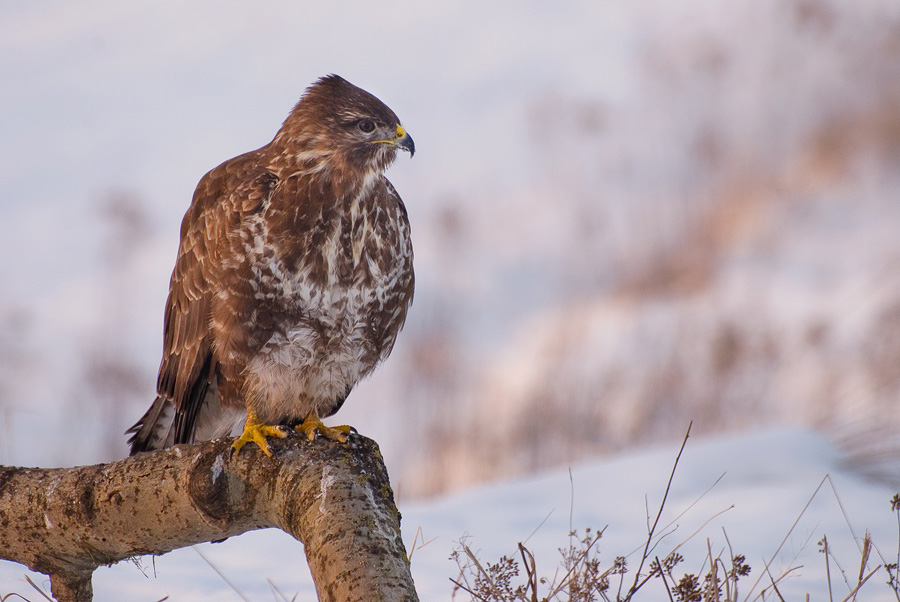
127, 75, 415, 457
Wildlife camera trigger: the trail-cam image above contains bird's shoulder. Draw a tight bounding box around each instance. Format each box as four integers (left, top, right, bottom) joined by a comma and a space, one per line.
185, 148, 279, 231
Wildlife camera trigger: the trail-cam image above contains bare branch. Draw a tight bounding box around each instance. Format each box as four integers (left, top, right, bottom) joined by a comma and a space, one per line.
0, 433, 417, 602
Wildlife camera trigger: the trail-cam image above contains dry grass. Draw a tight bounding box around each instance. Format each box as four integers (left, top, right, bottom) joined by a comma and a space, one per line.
449, 428, 899, 602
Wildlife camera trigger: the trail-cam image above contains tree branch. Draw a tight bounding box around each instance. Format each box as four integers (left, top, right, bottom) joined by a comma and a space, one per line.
0, 433, 417, 602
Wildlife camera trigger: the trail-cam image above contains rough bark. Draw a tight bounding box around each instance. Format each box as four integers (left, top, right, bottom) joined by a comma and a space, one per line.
0, 433, 417, 602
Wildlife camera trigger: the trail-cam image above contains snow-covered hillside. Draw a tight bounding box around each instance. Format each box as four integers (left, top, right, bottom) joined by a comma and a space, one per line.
1, 429, 897, 600
2, 0, 900, 498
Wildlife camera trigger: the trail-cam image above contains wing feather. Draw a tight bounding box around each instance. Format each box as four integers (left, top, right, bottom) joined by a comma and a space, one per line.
130, 150, 276, 452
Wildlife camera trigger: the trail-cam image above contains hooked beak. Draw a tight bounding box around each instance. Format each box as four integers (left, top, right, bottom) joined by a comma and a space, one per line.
394, 125, 415, 157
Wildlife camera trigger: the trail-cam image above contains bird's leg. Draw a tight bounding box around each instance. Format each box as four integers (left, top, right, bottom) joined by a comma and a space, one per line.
232, 406, 287, 457
295, 415, 352, 443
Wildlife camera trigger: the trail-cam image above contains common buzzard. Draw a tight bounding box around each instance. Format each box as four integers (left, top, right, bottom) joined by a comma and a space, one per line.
128, 75, 415, 457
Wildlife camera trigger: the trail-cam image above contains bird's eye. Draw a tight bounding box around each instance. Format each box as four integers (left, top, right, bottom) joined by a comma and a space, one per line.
358, 119, 375, 133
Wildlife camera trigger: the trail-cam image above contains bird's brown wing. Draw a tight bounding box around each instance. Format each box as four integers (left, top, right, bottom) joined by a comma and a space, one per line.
161, 182, 219, 444
129, 151, 276, 452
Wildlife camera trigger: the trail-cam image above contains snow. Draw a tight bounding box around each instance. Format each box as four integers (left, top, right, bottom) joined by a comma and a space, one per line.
2, 428, 896, 600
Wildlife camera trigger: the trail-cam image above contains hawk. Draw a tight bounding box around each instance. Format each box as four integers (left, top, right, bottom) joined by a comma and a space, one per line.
127, 75, 415, 457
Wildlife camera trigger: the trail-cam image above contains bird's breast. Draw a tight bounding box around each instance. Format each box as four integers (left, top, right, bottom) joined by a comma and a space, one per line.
243, 192, 412, 335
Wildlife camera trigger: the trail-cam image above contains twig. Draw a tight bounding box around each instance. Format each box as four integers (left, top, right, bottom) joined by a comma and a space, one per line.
654, 556, 677, 602
839, 533, 875, 602
523, 509, 555, 545
856, 533, 871, 591
543, 529, 605, 600
408, 526, 422, 561
408, 525, 438, 562
23, 577, 53, 602
1, 590, 40, 602
825, 476, 863, 555
827, 536, 853, 593
667, 505, 735, 559
267, 577, 298, 602
569, 467, 575, 536
748, 565, 802, 602
723, 529, 737, 602
449, 577, 489, 602
707, 539, 721, 601
822, 536, 834, 602
193, 545, 252, 602
717, 557, 733, 602
463, 544, 490, 583
764, 562, 787, 602
743, 475, 829, 601
840, 566, 879, 602
629, 472, 728, 559
518, 543, 539, 602
624, 422, 692, 600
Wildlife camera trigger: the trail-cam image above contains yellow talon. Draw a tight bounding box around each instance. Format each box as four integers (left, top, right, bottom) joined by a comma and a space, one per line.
295, 416, 352, 443
232, 408, 287, 457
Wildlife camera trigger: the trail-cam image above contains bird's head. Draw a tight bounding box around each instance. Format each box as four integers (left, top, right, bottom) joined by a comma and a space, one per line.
278, 75, 414, 175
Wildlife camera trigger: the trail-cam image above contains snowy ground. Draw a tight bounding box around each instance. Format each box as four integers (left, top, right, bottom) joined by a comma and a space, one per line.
1, 428, 897, 601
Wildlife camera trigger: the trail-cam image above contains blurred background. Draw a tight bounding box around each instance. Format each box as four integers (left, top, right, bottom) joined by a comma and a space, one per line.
1, 0, 899, 499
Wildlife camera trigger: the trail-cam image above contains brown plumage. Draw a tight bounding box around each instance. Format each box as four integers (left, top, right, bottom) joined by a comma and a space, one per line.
128, 75, 415, 456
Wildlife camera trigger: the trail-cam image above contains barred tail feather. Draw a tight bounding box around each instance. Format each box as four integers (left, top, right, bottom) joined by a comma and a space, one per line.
126, 385, 243, 455
126, 396, 176, 455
